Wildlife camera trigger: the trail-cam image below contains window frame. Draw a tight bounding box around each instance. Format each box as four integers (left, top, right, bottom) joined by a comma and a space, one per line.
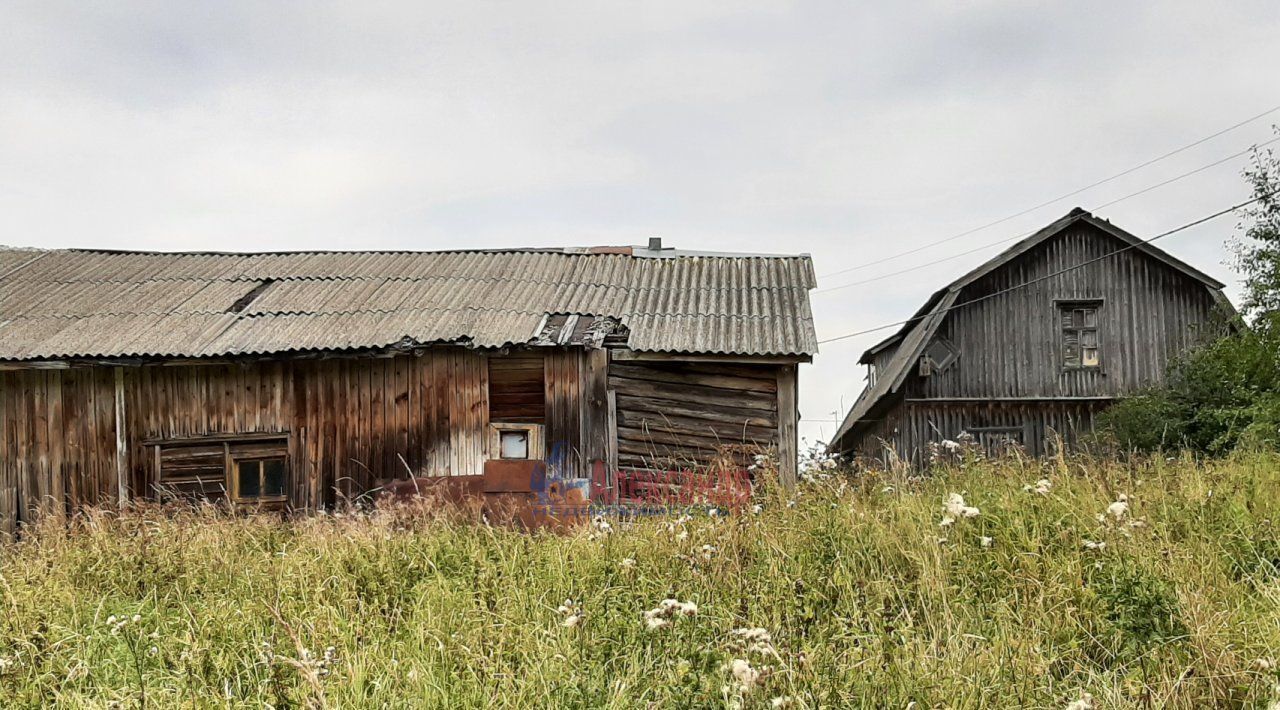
231, 455, 289, 504
151, 434, 289, 507
1055, 298, 1104, 372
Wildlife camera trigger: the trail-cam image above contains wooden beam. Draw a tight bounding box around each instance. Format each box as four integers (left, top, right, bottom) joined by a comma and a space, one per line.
904, 396, 1117, 402
606, 390, 619, 476
776, 364, 798, 490
113, 367, 128, 506
609, 350, 810, 365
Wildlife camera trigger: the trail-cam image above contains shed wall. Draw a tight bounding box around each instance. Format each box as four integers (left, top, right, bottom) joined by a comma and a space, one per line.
0, 347, 606, 533
919, 225, 1220, 400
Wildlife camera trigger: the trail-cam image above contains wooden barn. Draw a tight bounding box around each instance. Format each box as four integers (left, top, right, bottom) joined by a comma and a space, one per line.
0, 241, 816, 534
828, 208, 1231, 465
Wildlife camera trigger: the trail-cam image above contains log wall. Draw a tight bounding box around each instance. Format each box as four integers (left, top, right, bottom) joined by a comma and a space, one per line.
607, 358, 782, 470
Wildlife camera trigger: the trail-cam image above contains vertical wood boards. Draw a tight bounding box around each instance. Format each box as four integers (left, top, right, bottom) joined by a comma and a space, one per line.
776, 364, 798, 489
843, 222, 1225, 464
0, 344, 794, 525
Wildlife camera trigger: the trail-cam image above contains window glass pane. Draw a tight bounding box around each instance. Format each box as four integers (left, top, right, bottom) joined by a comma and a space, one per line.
263, 459, 285, 496
500, 430, 530, 459
238, 461, 261, 498
1083, 309, 1098, 328
1081, 330, 1098, 348
1064, 344, 1080, 367
1082, 348, 1099, 367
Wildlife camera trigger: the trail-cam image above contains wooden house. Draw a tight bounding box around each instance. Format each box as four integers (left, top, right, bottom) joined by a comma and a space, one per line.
0, 240, 816, 534
827, 208, 1231, 464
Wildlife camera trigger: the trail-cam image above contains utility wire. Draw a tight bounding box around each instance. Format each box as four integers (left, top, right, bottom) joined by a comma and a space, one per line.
814, 135, 1280, 294
817, 191, 1275, 346
817, 103, 1280, 280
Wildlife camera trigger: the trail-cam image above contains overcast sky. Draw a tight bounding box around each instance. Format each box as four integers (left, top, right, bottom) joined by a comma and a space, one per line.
2, 1, 1277, 447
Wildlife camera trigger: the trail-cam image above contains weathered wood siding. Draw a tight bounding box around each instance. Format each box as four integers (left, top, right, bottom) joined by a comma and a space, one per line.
608, 358, 781, 470
846, 222, 1221, 466
0, 368, 120, 527
0, 346, 560, 532
847, 396, 1106, 466
919, 224, 1220, 400
1, 344, 793, 533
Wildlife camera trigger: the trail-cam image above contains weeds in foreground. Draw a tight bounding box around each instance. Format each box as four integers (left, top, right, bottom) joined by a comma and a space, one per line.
0, 453, 1278, 708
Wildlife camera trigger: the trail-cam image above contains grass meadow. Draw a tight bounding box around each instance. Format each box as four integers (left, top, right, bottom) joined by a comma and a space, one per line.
1, 452, 1279, 708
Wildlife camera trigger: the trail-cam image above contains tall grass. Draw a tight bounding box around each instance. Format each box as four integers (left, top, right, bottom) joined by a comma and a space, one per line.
1, 453, 1279, 708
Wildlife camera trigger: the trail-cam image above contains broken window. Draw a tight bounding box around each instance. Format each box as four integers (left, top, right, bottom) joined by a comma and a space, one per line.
1059, 301, 1101, 369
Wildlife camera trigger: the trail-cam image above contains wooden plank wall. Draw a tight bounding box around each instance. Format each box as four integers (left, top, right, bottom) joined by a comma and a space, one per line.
920, 225, 1221, 400
0, 346, 791, 531
0, 368, 119, 534
852, 398, 1109, 466
607, 358, 781, 470
0, 346, 505, 531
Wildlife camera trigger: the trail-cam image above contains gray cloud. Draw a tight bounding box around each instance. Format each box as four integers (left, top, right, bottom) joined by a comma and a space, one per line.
1, 0, 1276, 444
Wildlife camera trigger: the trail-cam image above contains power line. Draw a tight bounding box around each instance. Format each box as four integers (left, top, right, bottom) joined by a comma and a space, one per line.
816, 191, 1274, 346
817, 103, 1280, 280
814, 135, 1280, 294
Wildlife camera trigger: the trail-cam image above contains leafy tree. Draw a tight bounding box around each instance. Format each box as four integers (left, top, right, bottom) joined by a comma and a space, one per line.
1231, 129, 1280, 326
1101, 131, 1280, 453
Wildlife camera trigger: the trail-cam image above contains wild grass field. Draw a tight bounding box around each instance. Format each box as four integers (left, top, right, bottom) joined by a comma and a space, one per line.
1, 453, 1279, 708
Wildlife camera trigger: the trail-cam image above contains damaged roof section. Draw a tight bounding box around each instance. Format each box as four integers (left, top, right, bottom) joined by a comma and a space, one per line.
0, 247, 817, 361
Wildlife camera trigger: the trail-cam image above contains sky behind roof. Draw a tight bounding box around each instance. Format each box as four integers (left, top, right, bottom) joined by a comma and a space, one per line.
2, 1, 1277, 447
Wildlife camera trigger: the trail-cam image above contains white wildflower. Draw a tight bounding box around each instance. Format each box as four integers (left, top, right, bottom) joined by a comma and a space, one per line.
941, 439, 961, 452
752, 504, 763, 514
771, 696, 794, 708
675, 530, 689, 542
729, 658, 769, 694
881, 485, 895, 494
786, 500, 796, 509
944, 493, 979, 518
1255, 657, 1276, 672
700, 544, 718, 561
1106, 494, 1129, 521
979, 536, 994, 548
643, 597, 697, 629
557, 599, 584, 627
1065, 692, 1094, 710
1023, 478, 1052, 495
939, 516, 955, 529
1082, 540, 1106, 551
620, 558, 637, 571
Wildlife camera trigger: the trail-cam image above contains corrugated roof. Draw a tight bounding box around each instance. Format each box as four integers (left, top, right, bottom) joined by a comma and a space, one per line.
0, 247, 817, 361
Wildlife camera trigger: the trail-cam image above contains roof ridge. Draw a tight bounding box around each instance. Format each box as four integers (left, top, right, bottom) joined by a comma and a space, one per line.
5, 245, 812, 259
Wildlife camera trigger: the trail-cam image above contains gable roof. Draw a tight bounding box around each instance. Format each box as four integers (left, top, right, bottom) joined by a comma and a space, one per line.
829, 208, 1228, 451
0, 245, 817, 362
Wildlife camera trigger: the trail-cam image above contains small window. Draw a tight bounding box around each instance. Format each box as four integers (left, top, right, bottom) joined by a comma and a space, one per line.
235, 457, 287, 502
919, 337, 959, 376
1059, 301, 1102, 369
154, 436, 288, 506
499, 430, 530, 459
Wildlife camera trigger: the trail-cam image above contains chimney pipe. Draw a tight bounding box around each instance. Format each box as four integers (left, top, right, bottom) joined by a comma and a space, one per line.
648, 237, 663, 251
